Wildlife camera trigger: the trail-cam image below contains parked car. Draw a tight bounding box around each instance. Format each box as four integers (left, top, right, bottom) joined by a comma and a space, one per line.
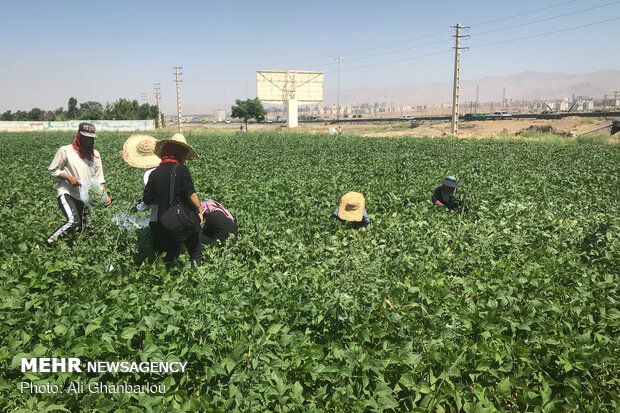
399, 115, 416, 121
491, 111, 512, 120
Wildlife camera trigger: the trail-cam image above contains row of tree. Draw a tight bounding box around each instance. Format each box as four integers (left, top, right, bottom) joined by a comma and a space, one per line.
1, 97, 161, 123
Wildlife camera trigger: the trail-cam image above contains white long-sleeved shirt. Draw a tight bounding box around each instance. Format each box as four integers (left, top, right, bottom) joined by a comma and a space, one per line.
136, 168, 158, 222
48, 144, 105, 200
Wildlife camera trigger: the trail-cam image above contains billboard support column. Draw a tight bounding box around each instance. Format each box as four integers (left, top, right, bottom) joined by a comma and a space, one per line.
286, 99, 298, 128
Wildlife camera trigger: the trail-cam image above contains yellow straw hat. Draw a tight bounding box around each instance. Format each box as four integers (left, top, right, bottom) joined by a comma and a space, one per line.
122, 134, 160, 169
337, 191, 366, 222
154, 133, 199, 161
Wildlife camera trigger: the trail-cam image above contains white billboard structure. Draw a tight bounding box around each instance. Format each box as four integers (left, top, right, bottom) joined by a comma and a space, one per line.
256, 70, 323, 128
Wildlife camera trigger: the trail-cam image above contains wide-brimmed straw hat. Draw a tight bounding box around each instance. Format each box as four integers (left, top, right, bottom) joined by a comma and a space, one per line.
154, 133, 199, 161
337, 191, 366, 222
122, 134, 160, 168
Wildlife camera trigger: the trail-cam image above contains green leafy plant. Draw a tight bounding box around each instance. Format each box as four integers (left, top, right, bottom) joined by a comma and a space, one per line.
0, 131, 618, 411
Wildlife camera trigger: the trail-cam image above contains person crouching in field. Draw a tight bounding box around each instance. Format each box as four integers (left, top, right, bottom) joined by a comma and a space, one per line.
332, 191, 370, 229
200, 199, 238, 245
44, 122, 111, 247
432, 176, 462, 211
122, 134, 166, 254
142, 134, 203, 267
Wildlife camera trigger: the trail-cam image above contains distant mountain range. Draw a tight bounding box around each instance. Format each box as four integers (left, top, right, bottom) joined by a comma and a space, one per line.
326, 70, 620, 105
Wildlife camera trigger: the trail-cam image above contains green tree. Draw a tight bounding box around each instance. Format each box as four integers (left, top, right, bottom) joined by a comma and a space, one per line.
138, 103, 152, 120
103, 98, 140, 120
231, 98, 266, 130
54, 107, 68, 121
13, 110, 28, 121
67, 97, 78, 119
27, 107, 45, 121
42, 110, 56, 121
0, 111, 13, 121
79, 101, 103, 120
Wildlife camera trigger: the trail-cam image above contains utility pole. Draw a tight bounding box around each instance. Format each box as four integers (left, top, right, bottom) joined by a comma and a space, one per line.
475, 85, 479, 113
502, 87, 506, 110
154, 83, 162, 129
334, 56, 344, 120
173, 66, 183, 133
451, 24, 469, 135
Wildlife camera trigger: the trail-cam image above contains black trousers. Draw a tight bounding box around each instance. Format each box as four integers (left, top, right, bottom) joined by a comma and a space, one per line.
200, 210, 238, 245
150, 222, 202, 267
46, 194, 90, 244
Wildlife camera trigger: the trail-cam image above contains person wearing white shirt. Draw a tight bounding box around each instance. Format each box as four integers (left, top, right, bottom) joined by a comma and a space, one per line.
44, 123, 111, 246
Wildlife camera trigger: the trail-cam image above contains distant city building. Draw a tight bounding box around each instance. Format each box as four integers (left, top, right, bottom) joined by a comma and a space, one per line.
213, 109, 226, 122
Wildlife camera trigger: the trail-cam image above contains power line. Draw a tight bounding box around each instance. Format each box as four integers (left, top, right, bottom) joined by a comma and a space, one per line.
193, 3, 616, 83
333, 39, 453, 65
300, 1, 615, 69
325, 15, 619, 75
202, 1, 582, 73
202, 13, 619, 83
473, 1, 620, 36
325, 50, 452, 75
471, 0, 580, 27
199, 1, 595, 79
256, 38, 454, 72
471, 15, 620, 48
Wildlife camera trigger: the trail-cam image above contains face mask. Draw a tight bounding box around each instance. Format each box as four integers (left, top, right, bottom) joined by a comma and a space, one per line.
442, 186, 455, 200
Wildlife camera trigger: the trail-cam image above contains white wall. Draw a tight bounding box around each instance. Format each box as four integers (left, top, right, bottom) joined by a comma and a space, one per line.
0, 120, 155, 132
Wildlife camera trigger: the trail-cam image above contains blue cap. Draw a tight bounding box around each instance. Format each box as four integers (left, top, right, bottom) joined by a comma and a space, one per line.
442, 176, 457, 188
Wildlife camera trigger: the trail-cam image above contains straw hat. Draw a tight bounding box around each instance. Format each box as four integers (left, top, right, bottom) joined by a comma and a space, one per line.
154, 133, 199, 161
122, 134, 160, 168
337, 192, 366, 222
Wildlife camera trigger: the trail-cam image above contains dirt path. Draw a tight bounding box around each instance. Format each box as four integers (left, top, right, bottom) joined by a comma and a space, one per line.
180, 116, 613, 140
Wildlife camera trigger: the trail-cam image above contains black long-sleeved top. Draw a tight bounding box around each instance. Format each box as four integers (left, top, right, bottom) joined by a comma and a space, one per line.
432, 186, 460, 211
143, 163, 196, 219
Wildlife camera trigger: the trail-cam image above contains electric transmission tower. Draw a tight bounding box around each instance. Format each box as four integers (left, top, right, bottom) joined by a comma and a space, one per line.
451, 24, 469, 135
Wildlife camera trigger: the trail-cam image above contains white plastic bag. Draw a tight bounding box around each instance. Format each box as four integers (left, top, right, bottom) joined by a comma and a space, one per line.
79, 178, 107, 206
112, 212, 150, 231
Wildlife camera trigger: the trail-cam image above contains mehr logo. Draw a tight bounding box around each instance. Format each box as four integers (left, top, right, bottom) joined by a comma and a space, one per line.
22, 358, 82, 373
21, 358, 188, 374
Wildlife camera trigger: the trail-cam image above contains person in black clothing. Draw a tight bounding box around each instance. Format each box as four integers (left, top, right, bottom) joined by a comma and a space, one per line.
432, 176, 461, 211
143, 134, 203, 267
199, 199, 238, 245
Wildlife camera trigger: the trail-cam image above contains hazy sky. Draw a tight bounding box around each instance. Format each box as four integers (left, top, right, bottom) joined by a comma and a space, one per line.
2, 0, 619, 114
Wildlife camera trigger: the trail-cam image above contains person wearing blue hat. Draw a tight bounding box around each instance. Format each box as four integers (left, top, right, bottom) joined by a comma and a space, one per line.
432, 176, 461, 211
